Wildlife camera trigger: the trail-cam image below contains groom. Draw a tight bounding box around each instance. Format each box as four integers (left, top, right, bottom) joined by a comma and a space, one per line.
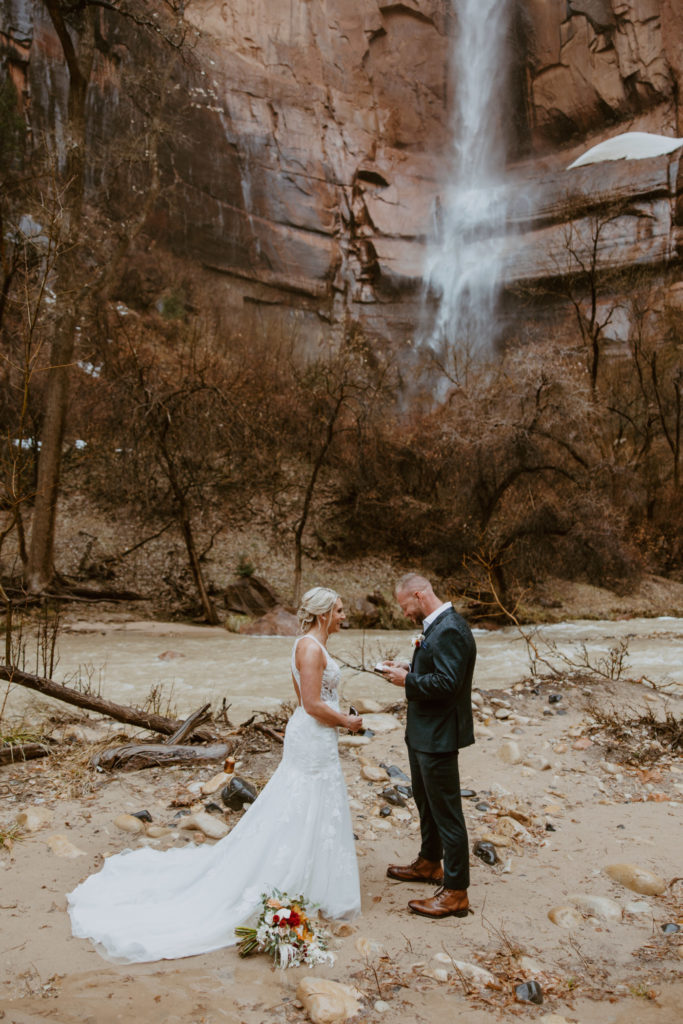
381, 573, 476, 918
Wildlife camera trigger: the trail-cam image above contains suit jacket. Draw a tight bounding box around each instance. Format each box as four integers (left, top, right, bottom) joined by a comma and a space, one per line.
404, 606, 476, 753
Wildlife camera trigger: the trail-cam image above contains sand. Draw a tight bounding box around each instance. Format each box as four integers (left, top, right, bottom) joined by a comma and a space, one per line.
1, 652, 682, 1024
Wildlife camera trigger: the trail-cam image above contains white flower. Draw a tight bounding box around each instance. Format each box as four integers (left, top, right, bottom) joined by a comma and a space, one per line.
411, 633, 425, 649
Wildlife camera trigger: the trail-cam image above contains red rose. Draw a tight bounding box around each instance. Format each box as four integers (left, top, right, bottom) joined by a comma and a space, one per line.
288, 910, 302, 928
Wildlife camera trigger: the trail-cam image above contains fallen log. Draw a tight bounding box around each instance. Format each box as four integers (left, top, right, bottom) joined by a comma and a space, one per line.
165, 704, 212, 745
0, 742, 51, 766
0, 665, 218, 741
253, 722, 284, 744
92, 741, 234, 772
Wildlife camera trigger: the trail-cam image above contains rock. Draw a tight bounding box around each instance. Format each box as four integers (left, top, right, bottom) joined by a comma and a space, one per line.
515, 980, 543, 1004
338, 735, 371, 747
296, 978, 362, 1024
351, 698, 383, 714
523, 754, 552, 771
224, 575, 278, 616
568, 894, 623, 922
498, 740, 522, 765
460, 789, 477, 798
478, 830, 512, 847
379, 806, 392, 817
180, 811, 229, 840
471, 692, 484, 707
381, 787, 407, 807
548, 694, 562, 704
361, 713, 400, 734
604, 863, 666, 895
114, 813, 146, 834
661, 922, 680, 934
432, 954, 497, 989
132, 809, 153, 823
494, 708, 511, 719
392, 808, 412, 822
380, 764, 410, 781
145, 824, 171, 838
473, 840, 499, 865
221, 776, 258, 810
475, 725, 494, 740
497, 816, 531, 840
240, 605, 298, 636
625, 900, 652, 916
571, 737, 591, 750
423, 967, 450, 982
373, 1001, 389, 1013
548, 905, 584, 929
201, 771, 231, 795
361, 764, 390, 782
16, 806, 52, 832
46, 834, 86, 858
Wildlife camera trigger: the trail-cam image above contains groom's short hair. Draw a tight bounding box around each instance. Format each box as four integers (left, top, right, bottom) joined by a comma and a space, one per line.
395, 572, 431, 595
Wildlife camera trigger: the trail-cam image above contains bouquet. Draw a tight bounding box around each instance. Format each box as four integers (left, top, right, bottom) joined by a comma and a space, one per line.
235, 889, 335, 969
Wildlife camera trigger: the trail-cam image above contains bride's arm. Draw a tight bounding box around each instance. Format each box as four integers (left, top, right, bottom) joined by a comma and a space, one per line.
297, 641, 363, 731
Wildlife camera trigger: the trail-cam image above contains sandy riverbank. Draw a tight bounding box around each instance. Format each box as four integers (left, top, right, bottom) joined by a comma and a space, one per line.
1, 658, 681, 1024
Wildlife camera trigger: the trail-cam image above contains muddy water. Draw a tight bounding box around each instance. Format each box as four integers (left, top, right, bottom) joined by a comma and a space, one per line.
4, 616, 682, 724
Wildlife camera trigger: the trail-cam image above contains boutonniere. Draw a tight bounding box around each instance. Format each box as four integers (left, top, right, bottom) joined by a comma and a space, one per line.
411, 633, 425, 650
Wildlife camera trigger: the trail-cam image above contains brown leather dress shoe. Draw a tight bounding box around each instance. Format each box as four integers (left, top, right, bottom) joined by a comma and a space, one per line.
408, 886, 472, 918
386, 855, 444, 884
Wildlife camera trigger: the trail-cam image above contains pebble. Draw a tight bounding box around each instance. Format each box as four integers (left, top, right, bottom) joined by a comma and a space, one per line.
338, 735, 371, 746
361, 764, 390, 782
145, 824, 171, 839
381, 787, 406, 807
355, 936, 384, 957
624, 900, 652, 916
433, 954, 497, 989
221, 776, 257, 810
46, 834, 86, 858
498, 740, 522, 765
494, 708, 511, 719
475, 802, 491, 812
296, 978, 361, 1024
374, 1000, 390, 1013
471, 692, 484, 707
523, 755, 552, 771
16, 806, 52, 832
381, 764, 410, 781
180, 811, 229, 840
351, 698, 383, 714
548, 905, 583, 929
604, 863, 666, 895
392, 808, 412, 822
568, 894, 623, 922
473, 840, 499, 865
548, 694, 562, 704
132, 809, 153, 823
571, 737, 591, 750
515, 980, 543, 1004
114, 813, 146, 834
475, 725, 494, 740
361, 713, 400, 733
497, 816, 531, 840
201, 771, 230, 795
460, 789, 477, 798
661, 923, 680, 934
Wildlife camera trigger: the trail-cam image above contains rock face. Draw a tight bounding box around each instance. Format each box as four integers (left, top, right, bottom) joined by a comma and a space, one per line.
2, 0, 682, 345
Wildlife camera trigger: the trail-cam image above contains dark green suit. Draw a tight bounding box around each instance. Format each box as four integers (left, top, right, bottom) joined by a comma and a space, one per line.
404, 605, 476, 889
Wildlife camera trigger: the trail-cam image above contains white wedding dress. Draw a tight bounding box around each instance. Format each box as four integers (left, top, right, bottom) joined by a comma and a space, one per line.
67, 636, 360, 962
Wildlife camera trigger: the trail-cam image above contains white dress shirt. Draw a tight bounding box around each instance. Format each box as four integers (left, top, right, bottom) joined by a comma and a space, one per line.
423, 601, 452, 631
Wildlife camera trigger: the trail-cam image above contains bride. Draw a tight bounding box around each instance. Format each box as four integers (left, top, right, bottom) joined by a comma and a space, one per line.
67, 587, 364, 962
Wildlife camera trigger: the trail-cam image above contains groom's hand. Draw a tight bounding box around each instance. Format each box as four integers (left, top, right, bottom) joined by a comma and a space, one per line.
381, 661, 408, 688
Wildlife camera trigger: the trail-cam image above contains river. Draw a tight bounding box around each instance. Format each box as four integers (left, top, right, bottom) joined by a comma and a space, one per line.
4, 616, 682, 725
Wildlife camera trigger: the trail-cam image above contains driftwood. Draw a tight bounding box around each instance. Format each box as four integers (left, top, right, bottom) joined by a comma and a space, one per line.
92, 741, 234, 772
0, 665, 218, 741
164, 704, 212, 745
253, 722, 284, 744
0, 742, 51, 766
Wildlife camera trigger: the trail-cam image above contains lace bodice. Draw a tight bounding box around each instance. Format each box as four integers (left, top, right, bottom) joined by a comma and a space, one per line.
291, 635, 341, 708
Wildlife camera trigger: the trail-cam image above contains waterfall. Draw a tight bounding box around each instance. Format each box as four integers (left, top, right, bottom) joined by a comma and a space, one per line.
421, 0, 512, 362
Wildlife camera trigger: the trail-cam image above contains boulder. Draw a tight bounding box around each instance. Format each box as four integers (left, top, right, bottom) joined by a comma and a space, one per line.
240, 605, 299, 636
224, 576, 279, 616
296, 978, 362, 1024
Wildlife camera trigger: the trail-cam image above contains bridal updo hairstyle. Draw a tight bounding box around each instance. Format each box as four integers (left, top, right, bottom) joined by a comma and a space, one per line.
297, 587, 339, 633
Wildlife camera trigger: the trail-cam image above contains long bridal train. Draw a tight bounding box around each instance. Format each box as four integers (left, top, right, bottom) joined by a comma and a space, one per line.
67, 641, 360, 963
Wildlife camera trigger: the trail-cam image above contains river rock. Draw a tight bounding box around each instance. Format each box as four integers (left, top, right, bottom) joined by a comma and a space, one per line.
16, 806, 52, 832
46, 834, 86, 858
478, 830, 512, 847
497, 816, 531, 840
494, 708, 511, 719
240, 605, 299, 636
201, 771, 230, 795
624, 900, 652, 916
361, 764, 389, 782
433, 954, 497, 989
338, 735, 371, 746
180, 811, 229, 839
471, 692, 484, 707
296, 978, 362, 1024
604, 863, 666, 895
498, 740, 522, 764
475, 725, 494, 740
568, 894, 623, 922
145, 824, 171, 839
473, 840, 499, 865
114, 813, 146, 834
361, 713, 400, 734
221, 776, 258, 810
523, 754, 552, 771
515, 980, 543, 1004
381, 787, 406, 807
351, 698, 383, 714
548, 905, 583, 929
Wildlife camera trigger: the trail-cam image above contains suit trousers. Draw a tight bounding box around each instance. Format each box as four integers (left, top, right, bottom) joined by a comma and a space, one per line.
407, 742, 470, 890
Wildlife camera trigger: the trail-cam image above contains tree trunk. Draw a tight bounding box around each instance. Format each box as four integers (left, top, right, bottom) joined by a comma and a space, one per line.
25, 5, 95, 592
0, 664, 218, 741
